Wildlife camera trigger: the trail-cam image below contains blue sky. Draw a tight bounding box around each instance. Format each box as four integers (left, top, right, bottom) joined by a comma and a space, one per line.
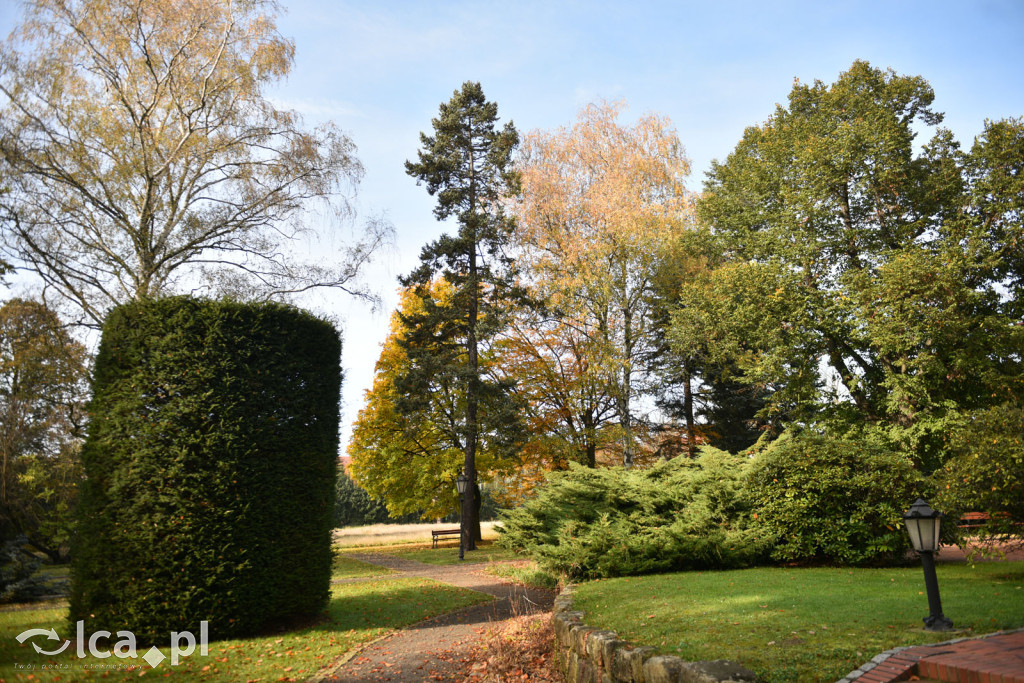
2, 0, 1023, 447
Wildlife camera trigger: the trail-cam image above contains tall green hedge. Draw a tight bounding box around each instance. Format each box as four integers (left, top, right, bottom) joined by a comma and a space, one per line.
70, 297, 341, 643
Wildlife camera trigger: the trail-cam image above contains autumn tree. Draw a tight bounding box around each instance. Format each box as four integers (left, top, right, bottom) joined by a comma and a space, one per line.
0, 299, 87, 561
494, 305, 618, 470
0, 0, 389, 324
400, 82, 521, 549
348, 284, 520, 522
673, 61, 1023, 470
513, 101, 695, 467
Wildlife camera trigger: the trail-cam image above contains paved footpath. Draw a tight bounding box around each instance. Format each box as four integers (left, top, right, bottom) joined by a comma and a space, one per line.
313, 554, 555, 683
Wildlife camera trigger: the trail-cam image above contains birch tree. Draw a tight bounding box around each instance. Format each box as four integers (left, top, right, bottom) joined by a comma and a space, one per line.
0, 0, 389, 324
513, 101, 695, 467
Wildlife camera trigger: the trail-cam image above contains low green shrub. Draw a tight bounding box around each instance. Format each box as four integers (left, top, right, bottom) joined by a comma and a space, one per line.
745, 432, 923, 565
334, 471, 419, 527
498, 448, 769, 580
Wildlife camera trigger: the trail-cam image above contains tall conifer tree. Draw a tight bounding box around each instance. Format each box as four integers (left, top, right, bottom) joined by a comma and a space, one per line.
402, 82, 521, 550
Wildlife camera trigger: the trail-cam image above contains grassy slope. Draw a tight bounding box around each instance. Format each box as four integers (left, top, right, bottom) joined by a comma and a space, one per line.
572, 562, 1024, 683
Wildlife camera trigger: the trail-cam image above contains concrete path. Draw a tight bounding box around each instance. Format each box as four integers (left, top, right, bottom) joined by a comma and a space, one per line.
315, 554, 555, 683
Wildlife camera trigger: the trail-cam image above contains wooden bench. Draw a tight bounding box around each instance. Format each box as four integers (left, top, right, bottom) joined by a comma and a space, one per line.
958, 512, 993, 529
431, 528, 461, 548
958, 512, 1018, 529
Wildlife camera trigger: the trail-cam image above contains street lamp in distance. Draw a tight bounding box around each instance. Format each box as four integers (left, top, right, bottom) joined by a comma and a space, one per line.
903, 498, 954, 632
456, 472, 469, 562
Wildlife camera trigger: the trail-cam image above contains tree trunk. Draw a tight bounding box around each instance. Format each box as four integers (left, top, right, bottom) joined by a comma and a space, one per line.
620, 391, 634, 468
473, 483, 483, 542
583, 412, 597, 467
683, 364, 697, 457
463, 178, 479, 552
619, 280, 634, 468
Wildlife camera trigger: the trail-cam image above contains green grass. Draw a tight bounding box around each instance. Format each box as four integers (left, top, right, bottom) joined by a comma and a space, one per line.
348, 539, 523, 566
572, 562, 1024, 683
0, 578, 490, 682
483, 561, 559, 590
332, 553, 395, 579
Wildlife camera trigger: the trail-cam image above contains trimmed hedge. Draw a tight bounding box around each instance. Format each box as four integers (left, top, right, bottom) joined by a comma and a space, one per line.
70, 297, 341, 643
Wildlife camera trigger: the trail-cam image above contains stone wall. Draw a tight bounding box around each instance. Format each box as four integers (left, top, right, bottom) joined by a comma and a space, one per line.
551, 586, 758, 683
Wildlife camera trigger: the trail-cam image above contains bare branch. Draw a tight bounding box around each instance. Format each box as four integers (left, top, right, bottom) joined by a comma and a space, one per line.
0, 0, 390, 322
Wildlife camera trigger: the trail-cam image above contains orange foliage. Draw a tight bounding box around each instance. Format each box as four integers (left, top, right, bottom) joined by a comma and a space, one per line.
511, 101, 696, 468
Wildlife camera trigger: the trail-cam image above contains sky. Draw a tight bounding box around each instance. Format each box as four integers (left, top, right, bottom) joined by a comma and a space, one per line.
2, 0, 1023, 450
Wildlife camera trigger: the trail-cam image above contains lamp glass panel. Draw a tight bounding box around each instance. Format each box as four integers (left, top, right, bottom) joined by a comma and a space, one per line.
908, 517, 938, 552
929, 516, 941, 551
904, 516, 925, 552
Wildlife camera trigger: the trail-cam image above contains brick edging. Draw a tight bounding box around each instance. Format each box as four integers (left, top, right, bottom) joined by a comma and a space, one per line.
835, 627, 1024, 683
551, 585, 758, 683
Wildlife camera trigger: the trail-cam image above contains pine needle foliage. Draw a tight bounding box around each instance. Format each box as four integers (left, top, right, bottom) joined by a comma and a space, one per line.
69, 297, 341, 643
498, 449, 768, 580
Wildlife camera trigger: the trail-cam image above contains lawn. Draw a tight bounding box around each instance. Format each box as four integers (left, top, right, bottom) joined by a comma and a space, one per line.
572, 561, 1024, 683
1, 577, 489, 682
332, 553, 395, 579
332, 521, 501, 548
357, 538, 522, 566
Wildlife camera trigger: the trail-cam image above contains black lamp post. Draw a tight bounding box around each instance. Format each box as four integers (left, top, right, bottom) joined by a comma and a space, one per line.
903, 498, 954, 631
455, 471, 469, 561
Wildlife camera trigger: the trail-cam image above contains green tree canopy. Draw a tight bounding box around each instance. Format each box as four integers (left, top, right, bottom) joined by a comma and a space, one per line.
671, 61, 1023, 470
0, 298, 87, 561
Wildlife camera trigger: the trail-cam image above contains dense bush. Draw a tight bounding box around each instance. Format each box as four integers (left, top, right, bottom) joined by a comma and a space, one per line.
500, 431, 930, 579
70, 297, 341, 643
745, 433, 923, 565
933, 402, 1024, 547
498, 448, 769, 580
1, 537, 45, 603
